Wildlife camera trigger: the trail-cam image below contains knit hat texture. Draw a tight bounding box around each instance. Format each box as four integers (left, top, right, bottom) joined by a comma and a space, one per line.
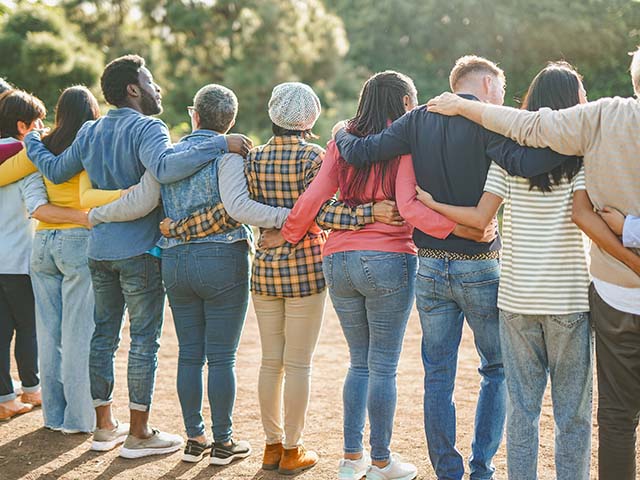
268, 82, 321, 131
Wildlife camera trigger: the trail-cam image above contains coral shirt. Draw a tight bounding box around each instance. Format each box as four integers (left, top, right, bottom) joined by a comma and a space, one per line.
281, 140, 455, 257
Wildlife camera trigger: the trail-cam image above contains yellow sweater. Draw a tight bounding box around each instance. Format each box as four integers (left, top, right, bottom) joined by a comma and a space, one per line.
0, 149, 121, 230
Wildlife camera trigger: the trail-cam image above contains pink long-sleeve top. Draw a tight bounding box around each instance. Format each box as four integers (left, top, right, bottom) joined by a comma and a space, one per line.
280, 140, 456, 257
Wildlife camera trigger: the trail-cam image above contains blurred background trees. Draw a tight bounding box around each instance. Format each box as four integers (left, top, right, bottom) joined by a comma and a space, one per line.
2, 0, 640, 142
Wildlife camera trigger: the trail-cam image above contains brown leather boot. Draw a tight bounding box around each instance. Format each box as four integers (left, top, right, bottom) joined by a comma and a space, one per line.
278, 445, 319, 475
262, 442, 283, 470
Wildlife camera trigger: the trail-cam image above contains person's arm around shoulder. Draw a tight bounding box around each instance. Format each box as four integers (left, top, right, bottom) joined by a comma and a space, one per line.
0, 149, 37, 186
24, 128, 85, 184
79, 170, 122, 209
88, 171, 161, 226
334, 111, 413, 169
217, 152, 290, 228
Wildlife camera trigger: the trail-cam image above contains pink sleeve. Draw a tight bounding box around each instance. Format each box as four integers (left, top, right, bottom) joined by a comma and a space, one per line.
395, 155, 456, 239
0, 140, 23, 165
281, 141, 341, 243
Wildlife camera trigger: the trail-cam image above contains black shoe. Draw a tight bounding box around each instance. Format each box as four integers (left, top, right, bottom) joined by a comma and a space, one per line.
210, 439, 252, 466
182, 439, 212, 463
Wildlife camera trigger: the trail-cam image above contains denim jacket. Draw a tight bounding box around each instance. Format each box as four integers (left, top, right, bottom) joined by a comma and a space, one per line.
158, 129, 251, 249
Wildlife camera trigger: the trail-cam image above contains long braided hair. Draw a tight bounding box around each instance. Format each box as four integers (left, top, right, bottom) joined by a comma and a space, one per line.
336, 71, 417, 206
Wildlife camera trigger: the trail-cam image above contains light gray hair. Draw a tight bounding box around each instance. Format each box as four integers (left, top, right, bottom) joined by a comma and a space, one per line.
193, 84, 238, 133
631, 47, 640, 96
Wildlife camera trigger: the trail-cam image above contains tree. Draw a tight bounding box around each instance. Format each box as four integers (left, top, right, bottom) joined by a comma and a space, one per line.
0, 6, 104, 113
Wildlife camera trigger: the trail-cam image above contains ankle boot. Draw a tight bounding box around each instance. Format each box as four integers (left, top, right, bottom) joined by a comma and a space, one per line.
278, 445, 319, 475
262, 442, 283, 470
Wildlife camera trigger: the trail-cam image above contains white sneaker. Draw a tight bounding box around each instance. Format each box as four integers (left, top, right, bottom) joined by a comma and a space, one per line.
119, 429, 184, 459
366, 453, 417, 480
338, 450, 370, 479
91, 421, 130, 451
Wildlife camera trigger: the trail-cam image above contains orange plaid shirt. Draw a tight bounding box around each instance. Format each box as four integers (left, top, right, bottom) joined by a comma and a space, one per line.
246, 135, 327, 297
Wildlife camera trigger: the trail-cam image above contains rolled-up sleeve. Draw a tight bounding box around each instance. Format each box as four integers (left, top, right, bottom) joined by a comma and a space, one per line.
19, 173, 49, 215
622, 215, 640, 248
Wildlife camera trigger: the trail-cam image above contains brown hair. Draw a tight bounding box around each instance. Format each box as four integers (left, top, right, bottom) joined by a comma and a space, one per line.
0, 90, 47, 139
449, 55, 505, 91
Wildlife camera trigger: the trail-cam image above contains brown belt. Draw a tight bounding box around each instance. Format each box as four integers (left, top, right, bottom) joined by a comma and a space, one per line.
417, 248, 500, 261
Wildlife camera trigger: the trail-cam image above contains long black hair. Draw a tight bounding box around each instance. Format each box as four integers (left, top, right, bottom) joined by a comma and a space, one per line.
338, 70, 417, 204
523, 62, 583, 191
42, 86, 100, 155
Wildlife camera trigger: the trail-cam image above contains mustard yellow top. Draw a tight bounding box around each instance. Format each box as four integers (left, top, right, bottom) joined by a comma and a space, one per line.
78, 171, 122, 208
0, 149, 121, 230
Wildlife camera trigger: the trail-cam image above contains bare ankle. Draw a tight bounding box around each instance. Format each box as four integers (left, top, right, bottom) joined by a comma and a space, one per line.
372, 459, 389, 468
344, 452, 363, 460
190, 435, 208, 444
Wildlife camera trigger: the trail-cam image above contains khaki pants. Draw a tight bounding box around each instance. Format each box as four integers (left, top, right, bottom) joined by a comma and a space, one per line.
252, 290, 326, 448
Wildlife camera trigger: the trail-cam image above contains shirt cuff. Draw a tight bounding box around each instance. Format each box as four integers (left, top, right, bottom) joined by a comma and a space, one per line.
360, 202, 375, 224
622, 215, 640, 248
212, 135, 228, 155
27, 198, 48, 217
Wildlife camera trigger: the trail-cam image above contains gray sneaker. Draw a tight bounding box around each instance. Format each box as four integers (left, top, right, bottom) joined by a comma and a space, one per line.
91, 421, 130, 452
119, 429, 184, 459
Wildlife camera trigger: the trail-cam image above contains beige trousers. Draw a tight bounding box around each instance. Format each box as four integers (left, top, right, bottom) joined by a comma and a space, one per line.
252, 290, 327, 448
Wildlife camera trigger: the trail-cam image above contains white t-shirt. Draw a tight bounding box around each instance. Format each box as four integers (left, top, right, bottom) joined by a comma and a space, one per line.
484, 162, 590, 315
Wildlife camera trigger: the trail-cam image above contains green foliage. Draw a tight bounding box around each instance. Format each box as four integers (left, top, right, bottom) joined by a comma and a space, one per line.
2, 0, 640, 141
0, 6, 103, 115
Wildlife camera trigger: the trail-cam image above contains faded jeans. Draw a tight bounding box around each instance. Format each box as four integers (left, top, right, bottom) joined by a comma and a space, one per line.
499, 310, 592, 480
30, 229, 95, 431
323, 251, 417, 462
416, 256, 506, 480
87, 253, 165, 411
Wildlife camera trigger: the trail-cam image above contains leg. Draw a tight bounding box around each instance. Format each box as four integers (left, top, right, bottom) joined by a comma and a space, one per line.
361, 253, 417, 463
281, 290, 327, 448
416, 257, 465, 480
196, 244, 250, 444
119, 254, 165, 436
30, 231, 65, 428
499, 311, 548, 480
0, 278, 17, 402
454, 259, 505, 480
590, 285, 640, 480
254, 294, 286, 445
88, 258, 126, 429
57, 230, 96, 432
163, 247, 207, 440
543, 312, 592, 480
323, 253, 369, 458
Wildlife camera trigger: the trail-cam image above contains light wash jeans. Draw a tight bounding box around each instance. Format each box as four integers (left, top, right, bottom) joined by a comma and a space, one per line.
87, 253, 165, 411
499, 310, 592, 480
162, 242, 250, 442
416, 256, 506, 480
30, 229, 95, 431
323, 251, 417, 462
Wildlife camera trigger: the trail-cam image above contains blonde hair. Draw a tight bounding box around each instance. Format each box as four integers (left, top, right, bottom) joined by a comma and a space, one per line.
449, 55, 505, 91
631, 47, 640, 96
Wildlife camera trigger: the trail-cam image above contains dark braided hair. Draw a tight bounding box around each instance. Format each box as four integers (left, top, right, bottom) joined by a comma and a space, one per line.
337, 71, 417, 205
523, 61, 584, 192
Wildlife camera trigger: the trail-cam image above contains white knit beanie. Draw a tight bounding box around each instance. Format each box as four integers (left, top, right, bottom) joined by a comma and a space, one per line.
268, 82, 321, 131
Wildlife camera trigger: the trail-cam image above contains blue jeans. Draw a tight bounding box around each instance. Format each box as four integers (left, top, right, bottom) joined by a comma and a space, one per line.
416, 257, 505, 480
30, 229, 95, 431
162, 242, 249, 442
499, 310, 592, 480
323, 251, 417, 462
87, 253, 165, 411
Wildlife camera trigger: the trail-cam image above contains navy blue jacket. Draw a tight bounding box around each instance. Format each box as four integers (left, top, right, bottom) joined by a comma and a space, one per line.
335, 95, 573, 254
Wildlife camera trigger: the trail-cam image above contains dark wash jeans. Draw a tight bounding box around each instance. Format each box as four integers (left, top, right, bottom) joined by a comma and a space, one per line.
162, 241, 250, 442
87, 254, 165, 411
590, 283, 640, 480
0, 274, 39, 401
416, 256, 506, 480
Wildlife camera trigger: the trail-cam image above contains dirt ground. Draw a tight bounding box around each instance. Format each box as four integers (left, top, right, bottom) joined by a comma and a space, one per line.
0, 298, 636, 480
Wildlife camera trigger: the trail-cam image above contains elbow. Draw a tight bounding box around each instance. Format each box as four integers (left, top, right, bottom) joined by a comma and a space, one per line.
471, 217, 492, 231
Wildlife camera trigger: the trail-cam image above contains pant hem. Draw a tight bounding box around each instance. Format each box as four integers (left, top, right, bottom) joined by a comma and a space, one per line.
371, 455, 391, 462
0, 392, 17, 402
92, 399, 112, 408
129, 402, 149, 412
21, 384, 40, 394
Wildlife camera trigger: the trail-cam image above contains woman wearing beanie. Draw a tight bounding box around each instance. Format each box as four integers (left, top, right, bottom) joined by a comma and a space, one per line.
245, 82, 327, 475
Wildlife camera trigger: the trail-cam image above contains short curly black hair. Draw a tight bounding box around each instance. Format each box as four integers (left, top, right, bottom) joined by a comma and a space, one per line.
100, 54, 145, 106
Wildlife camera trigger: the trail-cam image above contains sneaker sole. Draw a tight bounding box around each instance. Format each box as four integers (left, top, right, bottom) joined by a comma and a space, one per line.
119, 443, 183, 459
183, 452, 209, 463
210, 449, 252, 466
278, 461, 318, 475
91, 434, 128, 452
366, 473, 416, 480
338, 469, 367, 480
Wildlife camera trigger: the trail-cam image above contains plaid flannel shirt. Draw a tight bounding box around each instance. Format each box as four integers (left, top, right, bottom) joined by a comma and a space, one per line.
167, 136, 375, 297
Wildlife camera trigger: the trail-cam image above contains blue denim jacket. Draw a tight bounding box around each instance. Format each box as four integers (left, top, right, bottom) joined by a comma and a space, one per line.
24, 108, 228, 261
159, 129, 251, 250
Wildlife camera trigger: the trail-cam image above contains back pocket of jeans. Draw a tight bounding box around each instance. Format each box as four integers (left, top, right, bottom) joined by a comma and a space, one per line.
359, 253, 408, 295
195, 254, 239, 292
